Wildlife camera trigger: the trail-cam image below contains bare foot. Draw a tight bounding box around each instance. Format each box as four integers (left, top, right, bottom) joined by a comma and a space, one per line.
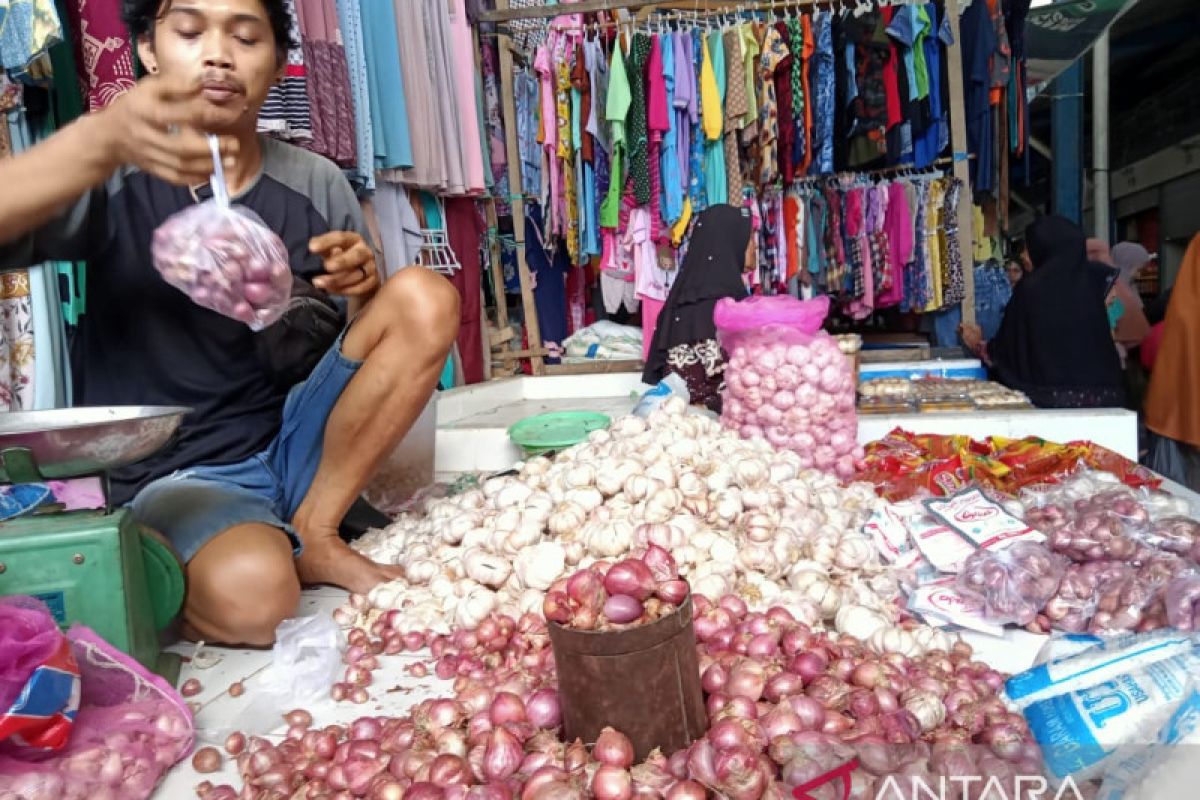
295, 533, 403, 595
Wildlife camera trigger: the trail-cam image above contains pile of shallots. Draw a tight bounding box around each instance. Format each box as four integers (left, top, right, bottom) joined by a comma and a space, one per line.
197, 595, 1039, 800
721, 333, 861, 480
543, 549, 688, 630
349, 399, 918, 649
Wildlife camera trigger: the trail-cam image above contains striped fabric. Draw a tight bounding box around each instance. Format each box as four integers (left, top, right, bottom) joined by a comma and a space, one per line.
257, 0, 312, 142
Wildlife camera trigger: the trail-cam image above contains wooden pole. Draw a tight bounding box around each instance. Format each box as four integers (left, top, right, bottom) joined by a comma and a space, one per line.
941, 0, 977, 327
495, 0, 545, 375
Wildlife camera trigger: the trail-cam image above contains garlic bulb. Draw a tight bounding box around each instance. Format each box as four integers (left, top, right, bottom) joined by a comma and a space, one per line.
868, 627, 921, 658
547, 501, 587, 538
834, 533, 875, 571
564, 463, 597, 489
462, 548, 511, 588
586, 518, 635, 558
514, 542, 566, 591
835, 605, 890, 641
733, 457, 769, 489
404, 558, 439, 586
912, 625, 956, 654
455, 585, 497, 629
902, 690, 946, 732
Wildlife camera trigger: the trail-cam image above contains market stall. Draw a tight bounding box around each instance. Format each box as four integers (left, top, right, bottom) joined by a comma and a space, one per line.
3, 0, 1190, 798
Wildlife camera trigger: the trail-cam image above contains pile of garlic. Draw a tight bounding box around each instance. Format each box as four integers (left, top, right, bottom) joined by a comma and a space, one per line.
352, 397, 949, 655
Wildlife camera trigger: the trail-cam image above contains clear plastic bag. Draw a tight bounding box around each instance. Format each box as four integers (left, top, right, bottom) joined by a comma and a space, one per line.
150, 136, 292, 330
0, 626, 194, 800
198, 615, 343, 742
1164, 573, 1200, 631
955, 542, 1067, 626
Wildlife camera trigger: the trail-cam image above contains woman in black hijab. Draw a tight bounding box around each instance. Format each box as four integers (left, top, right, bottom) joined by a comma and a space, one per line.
643, 204, 755, 411
960, 215, 1125, 408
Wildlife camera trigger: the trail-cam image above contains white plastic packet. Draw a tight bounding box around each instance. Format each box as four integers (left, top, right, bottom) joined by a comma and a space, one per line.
197, 615, 344, 741
633, 373, 691, 417
1007, 630, 1198, 708
1023, 648, 1199, 783
1098, 686, 1200, 800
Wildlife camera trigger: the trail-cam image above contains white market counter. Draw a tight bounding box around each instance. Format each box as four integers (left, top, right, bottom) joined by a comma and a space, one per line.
434, 374, 1139, 474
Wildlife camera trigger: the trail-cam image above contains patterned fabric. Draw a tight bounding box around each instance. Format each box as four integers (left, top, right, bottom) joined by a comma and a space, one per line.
810, 12, 835, 175
722, 27, 747, 202
66, 0, 134, 111
847, 12, 891, 168
687, 30, 707, 214
480, 37, 509, 210
0, 0, 60, 71
758, 25, 788, 186
334, 0, 374, 188
666, 338, 726, 412
941, 178, 965, 306
515, 70, 542, 197
259, 0, 312, 141
627, 33, 653, 205
0, 269, 33, 411
787, 17, 806, 172
302, 40, 356, 167
555, 50, 578, 262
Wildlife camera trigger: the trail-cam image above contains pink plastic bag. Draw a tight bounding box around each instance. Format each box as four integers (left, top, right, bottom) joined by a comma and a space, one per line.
0, 626, 194, 800
150, 136, 292, 330
714, 294, 830, 349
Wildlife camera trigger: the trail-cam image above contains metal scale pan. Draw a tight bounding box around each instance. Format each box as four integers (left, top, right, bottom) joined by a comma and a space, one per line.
0, 406, 191, 680
0, 406, 190, 482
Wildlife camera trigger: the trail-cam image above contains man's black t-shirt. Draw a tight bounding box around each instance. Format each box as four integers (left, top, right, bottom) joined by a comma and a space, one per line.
0, 138, 367, 504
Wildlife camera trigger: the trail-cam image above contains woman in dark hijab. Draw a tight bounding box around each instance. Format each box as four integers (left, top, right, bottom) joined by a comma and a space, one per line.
960, 215, 1125, 408
642, 204, 755, 411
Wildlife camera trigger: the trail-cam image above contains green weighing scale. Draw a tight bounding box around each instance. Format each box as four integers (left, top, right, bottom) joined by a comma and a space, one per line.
0, 406, 190, 683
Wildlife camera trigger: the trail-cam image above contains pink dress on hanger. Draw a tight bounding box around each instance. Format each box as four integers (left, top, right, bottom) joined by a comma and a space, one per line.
447, 0, 487, 193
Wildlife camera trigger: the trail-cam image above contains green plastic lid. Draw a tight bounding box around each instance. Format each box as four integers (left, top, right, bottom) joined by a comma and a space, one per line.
508, 411, 612, 456
140, 529, 186, 631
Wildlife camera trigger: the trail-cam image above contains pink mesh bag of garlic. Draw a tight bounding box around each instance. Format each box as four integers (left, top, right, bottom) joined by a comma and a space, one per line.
0, 625, 194, 800
150, 136, 292, 330
716, 294, 861, 478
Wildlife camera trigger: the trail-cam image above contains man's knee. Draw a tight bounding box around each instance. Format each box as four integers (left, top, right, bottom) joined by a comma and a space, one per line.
185, 527, 300, 646
377, 267, 461, 348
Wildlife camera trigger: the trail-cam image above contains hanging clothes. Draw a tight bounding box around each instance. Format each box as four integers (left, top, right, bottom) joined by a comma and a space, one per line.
295, 0, 356, 167
627, 33, 653, 206
259, 0, 312, 142
702, 30, 727, 205
960, 0, 997, 194
444, 199, 485, 384
722, 26, 747, 202
358, 0, 410, 169
334, 0, 375, 187
659, 33, 683, 227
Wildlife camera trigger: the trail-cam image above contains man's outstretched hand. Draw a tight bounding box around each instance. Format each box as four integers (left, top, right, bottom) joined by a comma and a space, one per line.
99, 76, 239, 187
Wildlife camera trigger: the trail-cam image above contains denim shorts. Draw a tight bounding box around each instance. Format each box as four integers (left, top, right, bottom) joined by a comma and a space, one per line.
130, 332, 362, 563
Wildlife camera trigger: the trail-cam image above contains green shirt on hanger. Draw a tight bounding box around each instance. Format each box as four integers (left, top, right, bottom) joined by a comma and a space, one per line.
600, 39, 631, 229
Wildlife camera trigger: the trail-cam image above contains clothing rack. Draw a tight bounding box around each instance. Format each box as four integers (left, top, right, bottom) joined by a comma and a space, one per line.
484, 0, 978, 378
